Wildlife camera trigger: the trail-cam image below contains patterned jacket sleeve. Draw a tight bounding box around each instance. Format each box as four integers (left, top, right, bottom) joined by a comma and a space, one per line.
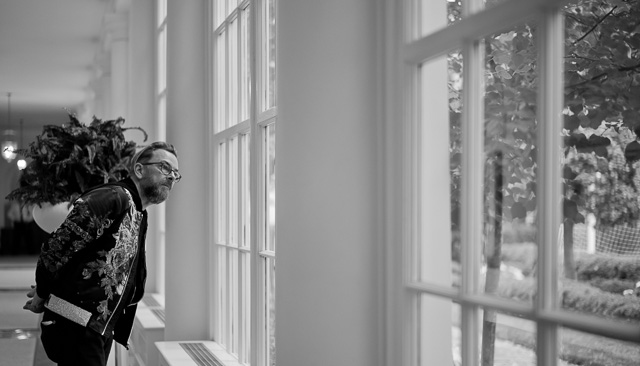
35, 186, 130, 299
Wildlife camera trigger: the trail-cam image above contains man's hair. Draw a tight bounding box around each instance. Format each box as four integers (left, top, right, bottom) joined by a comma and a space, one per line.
129, 141, 178, 173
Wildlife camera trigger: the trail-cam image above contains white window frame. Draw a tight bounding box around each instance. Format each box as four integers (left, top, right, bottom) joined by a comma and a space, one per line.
388, 0, 640, 365
154, 0, 168, 297
209, 1, 277, 365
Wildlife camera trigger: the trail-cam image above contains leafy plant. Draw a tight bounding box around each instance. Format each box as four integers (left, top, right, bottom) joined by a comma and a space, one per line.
566, 137, 640, 227
5, 114, 147, 206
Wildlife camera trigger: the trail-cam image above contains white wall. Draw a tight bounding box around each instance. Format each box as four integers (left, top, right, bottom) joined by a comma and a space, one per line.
276, 1, 382, 365
164, 0, 209, 341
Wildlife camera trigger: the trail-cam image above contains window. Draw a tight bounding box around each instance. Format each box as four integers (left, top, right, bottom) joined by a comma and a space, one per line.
397, 0, 640, 365
155, 0, 168, 296
211, 1, 277, 365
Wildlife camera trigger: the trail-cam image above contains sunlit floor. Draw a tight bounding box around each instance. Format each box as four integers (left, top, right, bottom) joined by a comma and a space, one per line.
0, 255, 53, 366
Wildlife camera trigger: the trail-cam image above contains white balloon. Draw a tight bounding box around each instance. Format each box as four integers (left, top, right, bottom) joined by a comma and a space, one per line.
32, 202, 73, 234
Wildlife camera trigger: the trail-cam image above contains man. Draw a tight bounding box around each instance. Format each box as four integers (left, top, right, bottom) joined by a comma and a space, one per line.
23, 141, 180, 366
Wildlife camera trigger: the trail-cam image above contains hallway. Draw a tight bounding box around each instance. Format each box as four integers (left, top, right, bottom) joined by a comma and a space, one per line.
0, 256, 53, 366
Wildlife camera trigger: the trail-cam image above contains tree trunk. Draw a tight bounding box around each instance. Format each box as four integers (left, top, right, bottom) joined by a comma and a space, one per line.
563, 220, 576, 279
482, 152, 503, 366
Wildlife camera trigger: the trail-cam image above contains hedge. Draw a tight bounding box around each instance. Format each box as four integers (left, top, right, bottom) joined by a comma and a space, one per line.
575, 253, 640, 282
497, 276, 640, 322
500, 244, 640, 294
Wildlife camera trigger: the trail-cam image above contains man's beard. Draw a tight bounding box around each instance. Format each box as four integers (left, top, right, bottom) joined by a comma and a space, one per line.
143, 182, 170, 204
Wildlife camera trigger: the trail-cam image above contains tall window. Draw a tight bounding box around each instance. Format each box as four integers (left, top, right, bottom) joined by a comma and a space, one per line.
211, 1, 277, 365
156, 0, 167, 142
398, 0, 640, 365
155, 0, 168, 296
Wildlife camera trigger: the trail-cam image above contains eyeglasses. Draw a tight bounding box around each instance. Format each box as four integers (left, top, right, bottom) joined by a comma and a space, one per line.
140, 162, 182, 182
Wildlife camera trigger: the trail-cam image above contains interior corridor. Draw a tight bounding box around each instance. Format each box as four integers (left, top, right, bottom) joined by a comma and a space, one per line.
0, 256, 54, 366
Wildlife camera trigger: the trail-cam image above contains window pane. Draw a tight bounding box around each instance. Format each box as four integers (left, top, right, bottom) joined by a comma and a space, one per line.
156, 0, 167, 26
416, 52, 459, 290
562, 0, 640, 333
415, 294, 458, 365
265, 124, 276, 252
241, 133, 251, 248
228, 16, 239, 127
449, 50, 463, 289
230, 248, 239, 355
478, 311, 541, 366
240, 251, 251, 362
414, 0, 515, 32
261, 0, 277, 111
157, 28, 167, 93
217, 142, 227, 244
227, 0, 237, 17
412, 0, 461, 41
157, 96, 166, 142
559, 327, 640, 366
229, 136, 239, 247
263, 256, 276, 366
214, 0, 226, 28
267, 0, 276, 109
217, 246, 228, 343
215, 30, 227, 132
482, 22, 538, 303
240, 6, 251, 121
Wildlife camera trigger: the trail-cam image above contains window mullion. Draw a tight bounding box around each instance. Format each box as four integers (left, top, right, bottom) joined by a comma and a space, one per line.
536, 7, 564, 366
249, 1, 260, 366
224, 141, 232, 348
460, 37, 484, 366
236, 134, 246, 362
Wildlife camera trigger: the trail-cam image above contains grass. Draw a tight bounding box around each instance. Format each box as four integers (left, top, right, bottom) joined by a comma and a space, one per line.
494, 317, 640, 366
450, 239, 640, 365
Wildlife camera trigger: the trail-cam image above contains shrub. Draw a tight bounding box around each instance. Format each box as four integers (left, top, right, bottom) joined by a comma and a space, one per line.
561, 280, 640, 321
497, 276, 640, 322
588, 278, 637, 295
575, 253, 640, 282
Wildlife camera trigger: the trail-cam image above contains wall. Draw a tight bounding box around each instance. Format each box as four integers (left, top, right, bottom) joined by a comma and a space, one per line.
276, 1, 382, 365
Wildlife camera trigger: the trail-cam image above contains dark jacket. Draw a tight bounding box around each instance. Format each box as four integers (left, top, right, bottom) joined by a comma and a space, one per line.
36, 178, 147, 347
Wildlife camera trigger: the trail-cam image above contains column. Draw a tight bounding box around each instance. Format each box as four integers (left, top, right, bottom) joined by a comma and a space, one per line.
164, 0, 208, 341
87, 51, 110, 120
127, 0, 154, 144
104, 12, 129, 120
276, 1, 380, 365
128, 0, 160, 292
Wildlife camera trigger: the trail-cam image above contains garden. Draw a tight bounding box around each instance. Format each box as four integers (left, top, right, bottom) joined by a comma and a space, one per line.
445, 0, 640, 364
465, 222, 640, 366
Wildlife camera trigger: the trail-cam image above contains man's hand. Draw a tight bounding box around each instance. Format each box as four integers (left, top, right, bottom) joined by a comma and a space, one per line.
23, 285, 45, 313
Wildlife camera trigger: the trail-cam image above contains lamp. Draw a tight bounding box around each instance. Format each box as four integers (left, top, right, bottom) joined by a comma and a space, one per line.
16, 118, 26, 170
1, 92, 17, 163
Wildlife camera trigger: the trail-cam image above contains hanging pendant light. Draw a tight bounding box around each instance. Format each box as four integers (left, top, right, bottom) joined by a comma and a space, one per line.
1, 92, 17, 163
16, 118, 26, 170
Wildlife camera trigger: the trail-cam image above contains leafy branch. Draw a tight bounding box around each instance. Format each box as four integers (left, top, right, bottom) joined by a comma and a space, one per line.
572, 6, 618, 45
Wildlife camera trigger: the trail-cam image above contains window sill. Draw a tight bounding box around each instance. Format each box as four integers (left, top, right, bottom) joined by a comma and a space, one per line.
139, 293, 165, 309
129, 294, 166, 366
156, 341, 242, 366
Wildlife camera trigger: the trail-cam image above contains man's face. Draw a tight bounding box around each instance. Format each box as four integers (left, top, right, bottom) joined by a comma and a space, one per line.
138, 149, 180, 205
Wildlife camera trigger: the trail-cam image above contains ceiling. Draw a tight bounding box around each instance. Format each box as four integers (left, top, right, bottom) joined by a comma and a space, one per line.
0, 0, 109, 131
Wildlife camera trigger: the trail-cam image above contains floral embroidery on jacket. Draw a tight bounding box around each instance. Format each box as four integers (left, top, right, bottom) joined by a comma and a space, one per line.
38, 198, 112, 274
81, 190, 142, 320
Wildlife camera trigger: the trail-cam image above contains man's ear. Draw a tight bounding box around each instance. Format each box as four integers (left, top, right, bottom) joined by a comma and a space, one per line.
134, 163, 144, 179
